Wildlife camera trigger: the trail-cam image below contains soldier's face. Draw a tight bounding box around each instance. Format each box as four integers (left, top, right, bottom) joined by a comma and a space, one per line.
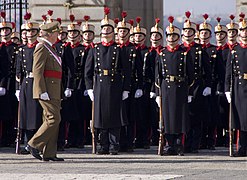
166, 34, 179, 46
26, 29, 39, 40
11, 37, 20, 44
58, 32, 67, 42
83, 31, 94, 42
101, 26, 114, 39
215, 32, 227, 42
183, 29, 195, 42
150, 33, 162, 46
0, 28, 12, 39
239, 28, 247, 41
199, 30, 211, 41
68, 30, 80, 41
118, 28, 129, 39
50, 31, 59, 44
21, 30, 27, 43
129, 35, 134, 43
227, 29, 237, 40
134, 33, 146, 44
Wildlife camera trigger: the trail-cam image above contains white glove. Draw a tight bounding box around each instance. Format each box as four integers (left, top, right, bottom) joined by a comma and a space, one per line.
150, 92, 156, 99
134, 89, 143, 98
40, 92, 50, 100
155, 96, 161, 108
202, 87, 211, 96
84, 90, 88, 96
64, 88, 72, 97
87, 89, 94, 101
188, 95, 193, 103
122, 91, 129, 100
225, 91, 231, 103
15, 90, 20, 101
0, 87, 6, 96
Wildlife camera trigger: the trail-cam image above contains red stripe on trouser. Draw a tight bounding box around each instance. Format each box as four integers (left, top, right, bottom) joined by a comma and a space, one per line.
44, 70, 62, 79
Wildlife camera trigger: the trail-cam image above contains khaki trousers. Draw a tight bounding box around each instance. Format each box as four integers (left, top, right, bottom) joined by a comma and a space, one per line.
28, 99, 61, 158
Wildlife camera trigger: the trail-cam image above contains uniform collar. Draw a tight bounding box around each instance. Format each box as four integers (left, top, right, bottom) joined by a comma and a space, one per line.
101, 40, 114, 46
70, 41, 81, 48
83, 42, 94, 50
0, 40, 12, 47
183, 41, 195, 48
39, 37, 52, 47
135, 43, 146, 50
227, 42, 238, 50
119, 41, 130, 48
27, 40, 39, 48
216, 43, 228, 51
149, 45, 162, 53
201, 42, 211, 49
239, 42, 247, 49
166, 44, 180, 52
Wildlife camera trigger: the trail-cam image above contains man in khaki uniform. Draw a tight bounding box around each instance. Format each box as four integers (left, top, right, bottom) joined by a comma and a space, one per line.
27, 21, 64, 161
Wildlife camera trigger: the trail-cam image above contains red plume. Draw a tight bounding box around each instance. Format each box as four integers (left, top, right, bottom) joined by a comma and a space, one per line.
129, 19, 134, 26
239, 12, 245, 19
56, 18, 62, 24
155, 18, 160, 24
114, 18, 119, 24
203, 14, 209, 20
104, 7, 110, 15
42, 15, 47, 21
121, 11, 127, 19
69, 14, 75, 22
24, 12, 31, 20
11, 22, 16, 29
77, 21, 82, 26
136, 16, 141, 24
47, 10, 53, 16
216, 17, 221, 23
84, 15, 90, 21
230, 15, 235, 20
0, 11, 6, 19
168, 16, 174, 24
185, 11, 191, 19
196, 24, 199, 31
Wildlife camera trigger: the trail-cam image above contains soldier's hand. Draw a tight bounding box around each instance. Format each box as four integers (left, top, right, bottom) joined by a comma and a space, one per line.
122, 91, 129, 100
64, 88, 72, 97
0, 87, 6, 96
155, 96, 161, 107
134, 89, 143, 98
225, 92, 231, 103
15, 90, 20, 101
87, 89, 94, 101
150, 92, 156, 99
202, 87, 211, 96
188, 96, 193, 103
40, 92, 50, 100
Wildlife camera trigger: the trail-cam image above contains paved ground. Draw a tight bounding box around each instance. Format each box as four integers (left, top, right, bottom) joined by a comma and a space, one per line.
0, 146, 246, 180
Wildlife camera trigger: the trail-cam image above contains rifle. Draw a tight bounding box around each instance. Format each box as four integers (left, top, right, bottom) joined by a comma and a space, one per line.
157, 54, 164, 155
15, 103, 21, 154
90, 101, 97, 154
229, 50, 235, 157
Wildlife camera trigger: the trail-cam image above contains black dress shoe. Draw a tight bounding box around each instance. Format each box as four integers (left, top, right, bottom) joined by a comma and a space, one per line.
27, 144, 42, 160
97, 148, 109, 155
20, 148, 30, 155
43, 157, 64, 161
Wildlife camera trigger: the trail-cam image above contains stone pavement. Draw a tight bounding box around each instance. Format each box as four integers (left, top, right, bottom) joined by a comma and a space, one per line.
0, 146, 246, 180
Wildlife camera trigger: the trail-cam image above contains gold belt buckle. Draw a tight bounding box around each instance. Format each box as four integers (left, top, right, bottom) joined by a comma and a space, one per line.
244, 73, 247, 80
170, 76, 175, 82
103, 70, 108, 76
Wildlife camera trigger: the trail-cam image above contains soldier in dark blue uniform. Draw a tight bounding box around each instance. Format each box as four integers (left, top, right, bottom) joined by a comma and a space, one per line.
117, 12, 142, 152
133, 17, 150, 149
199, 14, 224, 150
181, 11, 212, 153
85, 7, 131, 155
0, 11, 18, 147
155, 16, 194, 155
15, 14, 42, 154
225, 14, 247, 157
143, 18, 164, 146
62, 14, 85, 148
214, 17, 230, 147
